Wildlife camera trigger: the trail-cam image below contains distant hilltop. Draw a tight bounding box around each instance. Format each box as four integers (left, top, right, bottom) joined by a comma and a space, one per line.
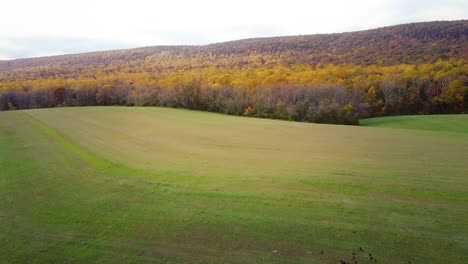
0, 20, 467, 70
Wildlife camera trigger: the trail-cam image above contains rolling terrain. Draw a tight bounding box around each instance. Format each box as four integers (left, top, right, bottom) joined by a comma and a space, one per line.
1, 20, 467, 124
361, 114, 468, 133
1, 107, 467, 263
0, 20, 466, 72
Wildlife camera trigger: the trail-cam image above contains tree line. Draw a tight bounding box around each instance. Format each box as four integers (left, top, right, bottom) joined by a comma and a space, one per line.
1, 59, 466, 125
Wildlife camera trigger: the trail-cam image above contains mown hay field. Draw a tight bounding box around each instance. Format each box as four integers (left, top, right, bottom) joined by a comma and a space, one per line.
1, 107, 467, 263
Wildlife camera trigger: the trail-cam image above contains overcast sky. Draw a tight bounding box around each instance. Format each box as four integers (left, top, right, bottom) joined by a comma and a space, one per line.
0, 0, 466, 60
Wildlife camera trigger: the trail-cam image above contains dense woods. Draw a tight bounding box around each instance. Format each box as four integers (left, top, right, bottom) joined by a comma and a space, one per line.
1, 20, 467, 124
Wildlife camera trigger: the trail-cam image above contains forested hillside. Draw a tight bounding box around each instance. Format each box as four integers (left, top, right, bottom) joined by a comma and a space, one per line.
0, 20, 467, 124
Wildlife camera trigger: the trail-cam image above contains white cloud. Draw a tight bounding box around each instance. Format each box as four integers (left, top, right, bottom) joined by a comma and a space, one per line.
0, 54, 12, 60
0, 0, 466, 59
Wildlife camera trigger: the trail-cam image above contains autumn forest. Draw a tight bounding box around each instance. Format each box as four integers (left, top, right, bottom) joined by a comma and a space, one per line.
1, 20, 467, 124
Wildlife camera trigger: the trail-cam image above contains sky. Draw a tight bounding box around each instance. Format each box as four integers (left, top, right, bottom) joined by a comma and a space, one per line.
0, 0, 466, 60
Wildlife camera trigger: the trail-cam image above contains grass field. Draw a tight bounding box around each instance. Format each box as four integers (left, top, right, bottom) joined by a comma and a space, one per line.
1, 107, 467, 263
361, 114, 468, 133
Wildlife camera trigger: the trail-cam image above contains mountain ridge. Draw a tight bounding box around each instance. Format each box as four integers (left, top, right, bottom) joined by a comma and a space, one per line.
1, 20, 466, 70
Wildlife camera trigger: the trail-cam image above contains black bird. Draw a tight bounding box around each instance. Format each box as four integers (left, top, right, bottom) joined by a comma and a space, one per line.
359, 247, 364, 252
321, 249, 324, 255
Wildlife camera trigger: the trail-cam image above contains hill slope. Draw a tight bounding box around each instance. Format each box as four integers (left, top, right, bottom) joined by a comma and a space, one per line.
0, 20, 466, 72
1, 107, 467, 263
0, 20, 467, 125
361, 114, 468, 133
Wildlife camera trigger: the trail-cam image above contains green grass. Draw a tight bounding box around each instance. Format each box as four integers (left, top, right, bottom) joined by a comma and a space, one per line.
1, 107, 467, 263
361, 114, 468, 134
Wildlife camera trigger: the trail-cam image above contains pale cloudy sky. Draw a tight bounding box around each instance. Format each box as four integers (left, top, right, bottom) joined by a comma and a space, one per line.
0, 0, 466, 60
